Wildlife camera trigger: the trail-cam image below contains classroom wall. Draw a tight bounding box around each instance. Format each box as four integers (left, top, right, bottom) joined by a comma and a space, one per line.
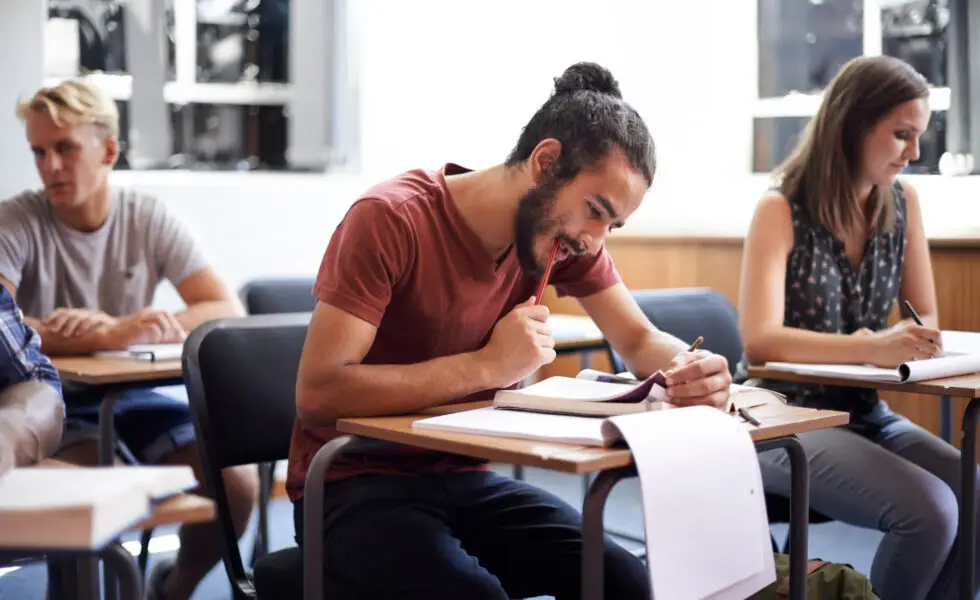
110, 0, 979, 313
0, 0, 44, 198
8, 0, 979, 312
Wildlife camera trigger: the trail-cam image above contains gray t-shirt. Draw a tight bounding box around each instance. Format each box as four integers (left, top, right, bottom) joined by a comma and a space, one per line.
0, 188, 209, 319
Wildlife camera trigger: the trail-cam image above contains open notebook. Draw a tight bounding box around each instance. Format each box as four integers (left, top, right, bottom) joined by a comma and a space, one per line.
492, 369, 784, 418
0, 465, 196, 549
763, 330, 980, 384
765, 350, 980, 384
95, 343, 183, 362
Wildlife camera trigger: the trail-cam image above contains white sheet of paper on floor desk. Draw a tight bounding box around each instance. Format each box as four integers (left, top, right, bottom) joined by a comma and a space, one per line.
604, 406, 775, 600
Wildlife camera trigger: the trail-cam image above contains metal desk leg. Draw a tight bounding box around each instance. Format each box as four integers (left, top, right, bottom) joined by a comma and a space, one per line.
513, 464, 525, 481
582, 466, 638, 600
253, 461, 273, 565
960, 397, 980, 600
101, 542, 142, 600
99, 389, 125, 466
75, 556, 100, 600
941, 395, 954, 444
755, 436, 809, 600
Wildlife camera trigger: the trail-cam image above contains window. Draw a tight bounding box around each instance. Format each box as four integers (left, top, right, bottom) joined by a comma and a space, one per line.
42, 0, 314, 172
752, 0, 952, 174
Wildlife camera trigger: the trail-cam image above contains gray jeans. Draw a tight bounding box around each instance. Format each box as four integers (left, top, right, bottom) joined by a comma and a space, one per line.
760, 400, 979, 600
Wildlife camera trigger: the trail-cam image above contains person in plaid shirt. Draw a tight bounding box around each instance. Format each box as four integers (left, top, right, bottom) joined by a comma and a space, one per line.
0, 282, 63, 477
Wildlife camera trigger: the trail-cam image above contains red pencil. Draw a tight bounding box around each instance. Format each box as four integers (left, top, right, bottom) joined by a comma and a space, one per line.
534, 238, 561, 305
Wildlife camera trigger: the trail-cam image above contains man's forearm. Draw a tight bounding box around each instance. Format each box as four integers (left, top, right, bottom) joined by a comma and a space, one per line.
297, 350, 496, 426
24, 316, 115, 356
618, 328, 689, 378
0, 381, 64, 467
175, 300, 245, 332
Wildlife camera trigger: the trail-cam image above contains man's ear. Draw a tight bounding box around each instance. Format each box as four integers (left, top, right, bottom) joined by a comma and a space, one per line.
102, 135, 120, 167
527, 138, 562, 185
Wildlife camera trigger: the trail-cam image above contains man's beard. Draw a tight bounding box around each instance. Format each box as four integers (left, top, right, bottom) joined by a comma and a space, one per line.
514, 180, 561, 275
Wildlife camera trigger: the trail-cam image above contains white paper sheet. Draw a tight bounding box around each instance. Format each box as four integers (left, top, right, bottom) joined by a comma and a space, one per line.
604, 406, 775, 600
941, 330, 980, 356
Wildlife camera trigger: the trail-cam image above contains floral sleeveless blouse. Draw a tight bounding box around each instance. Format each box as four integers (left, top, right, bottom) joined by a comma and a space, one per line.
735, 183, 907, 418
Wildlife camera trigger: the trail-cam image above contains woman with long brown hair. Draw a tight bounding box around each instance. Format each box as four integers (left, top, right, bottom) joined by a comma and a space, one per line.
736, 55, 973, 599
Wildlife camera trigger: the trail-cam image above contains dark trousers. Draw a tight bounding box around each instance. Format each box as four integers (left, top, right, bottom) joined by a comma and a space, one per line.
294, 470, 649, 600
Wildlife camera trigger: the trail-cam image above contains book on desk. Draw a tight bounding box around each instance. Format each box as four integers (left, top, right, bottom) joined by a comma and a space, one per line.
0, 465, 196, 549
413, 370, 787, 447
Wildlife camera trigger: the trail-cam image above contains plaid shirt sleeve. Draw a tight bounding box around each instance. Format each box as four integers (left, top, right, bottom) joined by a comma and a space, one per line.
0, 285, 62, 394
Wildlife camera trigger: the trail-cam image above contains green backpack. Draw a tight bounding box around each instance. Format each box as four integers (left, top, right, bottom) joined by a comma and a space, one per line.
747, 554, 879, 600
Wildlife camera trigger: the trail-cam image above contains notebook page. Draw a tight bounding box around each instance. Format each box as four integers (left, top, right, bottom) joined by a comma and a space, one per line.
510, 376, 639, 401
128, 343, 184, 361
412, 406, 614, 446
941, 331, 980, 355
604, 406, 774, 599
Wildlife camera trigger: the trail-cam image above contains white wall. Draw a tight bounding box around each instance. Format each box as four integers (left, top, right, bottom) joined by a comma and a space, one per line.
0, 0, 45, 198
15, 0, 980, 310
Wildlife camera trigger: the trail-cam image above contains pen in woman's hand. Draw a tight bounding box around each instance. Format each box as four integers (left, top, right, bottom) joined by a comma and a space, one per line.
903, 300, 924, 327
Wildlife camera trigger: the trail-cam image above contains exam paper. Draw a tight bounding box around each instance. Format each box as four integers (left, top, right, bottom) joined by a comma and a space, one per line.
604, 406, 775, 599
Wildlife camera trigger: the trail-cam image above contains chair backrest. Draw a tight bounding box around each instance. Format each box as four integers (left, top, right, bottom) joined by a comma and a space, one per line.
240, 277, 316, 315
608, 288, 744, 376
183, 312, 311, 586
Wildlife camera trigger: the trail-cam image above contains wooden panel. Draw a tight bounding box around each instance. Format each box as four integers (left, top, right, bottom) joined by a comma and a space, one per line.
541, 237, 980, 448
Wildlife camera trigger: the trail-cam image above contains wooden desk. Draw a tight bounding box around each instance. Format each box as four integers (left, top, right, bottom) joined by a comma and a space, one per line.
0, 483, 214, 600
549, 314, 606, 354
338, 401, 848, 473
136, 493, 215, 531
334, 401, 847, 600
748, 364, 980, 599
51, 356, 184, 465
52, 356, 182, 386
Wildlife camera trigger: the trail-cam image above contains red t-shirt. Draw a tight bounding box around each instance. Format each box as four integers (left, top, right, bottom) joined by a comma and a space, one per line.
286, 163, 621, 501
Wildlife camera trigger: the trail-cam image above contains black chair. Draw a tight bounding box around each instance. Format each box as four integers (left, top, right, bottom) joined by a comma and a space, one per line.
605, 287, 832, 553
183, 313, 312, 599
240, 278, 316, 315
238, 277, 316, 564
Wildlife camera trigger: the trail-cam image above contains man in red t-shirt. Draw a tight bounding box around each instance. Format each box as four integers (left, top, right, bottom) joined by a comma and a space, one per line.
289, 62, 733, 599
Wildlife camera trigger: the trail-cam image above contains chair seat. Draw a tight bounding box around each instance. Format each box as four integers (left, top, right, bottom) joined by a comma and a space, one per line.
253, 547, 302, 599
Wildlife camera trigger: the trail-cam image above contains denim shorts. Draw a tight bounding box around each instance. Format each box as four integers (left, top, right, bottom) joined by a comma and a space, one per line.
61, 384, 196, 464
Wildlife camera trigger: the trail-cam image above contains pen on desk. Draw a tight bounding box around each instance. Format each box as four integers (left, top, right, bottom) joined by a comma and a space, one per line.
738, 406, 762, 427
533, 238, 561, 306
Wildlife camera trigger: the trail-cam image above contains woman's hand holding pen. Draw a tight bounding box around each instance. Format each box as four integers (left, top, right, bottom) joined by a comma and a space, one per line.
478, 296, 557, 388
662, 347, 732, 411
861, 320, 942, 367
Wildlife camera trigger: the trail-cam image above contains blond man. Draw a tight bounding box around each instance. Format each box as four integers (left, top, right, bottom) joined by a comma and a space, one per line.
0, 80, 257, 600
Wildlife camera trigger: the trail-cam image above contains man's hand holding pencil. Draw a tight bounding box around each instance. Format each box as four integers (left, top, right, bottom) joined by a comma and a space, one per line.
662, 336, 732, 411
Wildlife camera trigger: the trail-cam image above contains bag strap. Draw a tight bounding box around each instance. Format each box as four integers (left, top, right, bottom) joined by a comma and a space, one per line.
777, 560, 830, 598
